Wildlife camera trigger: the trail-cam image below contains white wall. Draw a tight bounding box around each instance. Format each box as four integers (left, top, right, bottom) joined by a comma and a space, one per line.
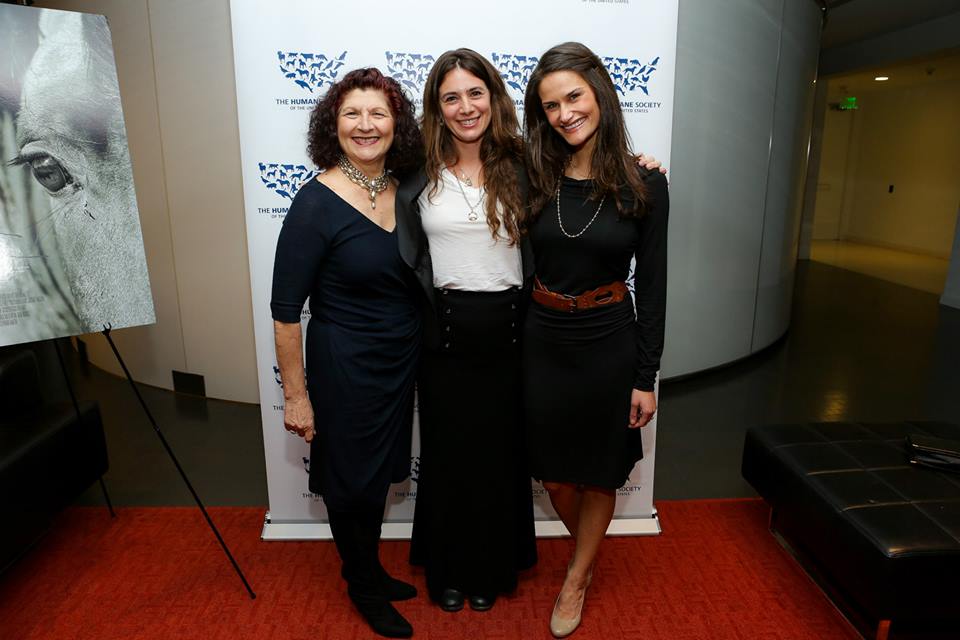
37, 0, 259, 403
841, 79, 960, 258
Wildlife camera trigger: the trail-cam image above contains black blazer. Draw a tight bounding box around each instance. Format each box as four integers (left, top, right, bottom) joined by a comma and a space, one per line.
395, 163, 535, 350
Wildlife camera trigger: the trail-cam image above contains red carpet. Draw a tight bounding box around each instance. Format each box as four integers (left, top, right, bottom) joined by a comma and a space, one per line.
0, 499, 858, 640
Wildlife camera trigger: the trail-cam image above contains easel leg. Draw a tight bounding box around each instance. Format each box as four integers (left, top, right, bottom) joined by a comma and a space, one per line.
99, 476, 117, 518
100, 325, 256, 600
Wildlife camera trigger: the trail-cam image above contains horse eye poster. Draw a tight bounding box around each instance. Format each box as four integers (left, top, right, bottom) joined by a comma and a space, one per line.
0, 4, 154, 347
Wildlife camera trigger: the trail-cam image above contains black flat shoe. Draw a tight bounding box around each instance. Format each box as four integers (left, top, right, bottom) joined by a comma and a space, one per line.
437, 587, 464, 612
468, 594, 496, 612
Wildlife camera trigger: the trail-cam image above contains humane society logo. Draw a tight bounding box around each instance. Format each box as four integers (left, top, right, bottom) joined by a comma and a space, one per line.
491, 53, 539, 107
491, 52, 663, 114
269, 364, 284, 412
392, 456, 420, 502
603, 55, 659, 95
384, 51, 436, 103
601, 55, 663, 113
273, 50, 347, 110
256, 162, 317, 219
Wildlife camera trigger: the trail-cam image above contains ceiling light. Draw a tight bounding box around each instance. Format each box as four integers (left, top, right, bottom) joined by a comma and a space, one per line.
874, 76, 889, 81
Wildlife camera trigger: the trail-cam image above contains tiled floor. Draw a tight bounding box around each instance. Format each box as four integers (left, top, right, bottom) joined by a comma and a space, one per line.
810, 240, 949, 295
45, 260, 960, 507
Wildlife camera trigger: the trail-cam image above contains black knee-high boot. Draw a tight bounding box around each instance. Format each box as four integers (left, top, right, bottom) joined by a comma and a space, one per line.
328, 508, 413, 639
354, 509, 417, 601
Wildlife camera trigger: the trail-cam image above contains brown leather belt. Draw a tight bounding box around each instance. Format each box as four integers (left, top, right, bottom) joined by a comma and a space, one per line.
532, 278, 628, 312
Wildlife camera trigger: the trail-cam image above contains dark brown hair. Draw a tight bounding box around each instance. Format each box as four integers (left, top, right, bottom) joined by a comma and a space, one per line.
421, 49, 523, 245
522, 42, 647, 220
307, 68, 423, 174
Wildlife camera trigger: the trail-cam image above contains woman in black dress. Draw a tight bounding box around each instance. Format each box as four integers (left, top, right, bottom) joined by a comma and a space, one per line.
271, 68, 423, 639
396, 48, 537, 612
521, 43, 669, 638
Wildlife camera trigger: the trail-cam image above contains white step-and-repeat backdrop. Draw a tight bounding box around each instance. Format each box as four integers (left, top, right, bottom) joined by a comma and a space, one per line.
230, 0, 678, 539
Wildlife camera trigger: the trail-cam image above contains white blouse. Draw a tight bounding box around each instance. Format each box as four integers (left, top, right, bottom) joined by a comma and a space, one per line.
418, 169, 523, 291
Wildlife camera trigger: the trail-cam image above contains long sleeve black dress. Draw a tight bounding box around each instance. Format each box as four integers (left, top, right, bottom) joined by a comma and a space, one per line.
271, 179, 420, 511
522, 170, 668, 488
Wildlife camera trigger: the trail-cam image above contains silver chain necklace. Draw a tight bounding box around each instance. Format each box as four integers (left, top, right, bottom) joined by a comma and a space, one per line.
450, 168, 485, 222
337, 155, 390, 209
556, 180, 606, 238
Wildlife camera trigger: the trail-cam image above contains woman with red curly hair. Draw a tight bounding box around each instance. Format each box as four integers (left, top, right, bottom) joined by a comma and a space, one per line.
271, 68, 424, 639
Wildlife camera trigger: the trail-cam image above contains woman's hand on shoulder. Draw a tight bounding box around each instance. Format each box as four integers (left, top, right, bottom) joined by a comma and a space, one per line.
284, 394, 316, 442
635, 152, 667, 176
629, 389, 657, 428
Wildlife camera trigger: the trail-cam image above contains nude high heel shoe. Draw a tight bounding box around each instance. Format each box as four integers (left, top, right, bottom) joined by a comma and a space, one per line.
549, 588, 585, 638
550, 564, 592, 638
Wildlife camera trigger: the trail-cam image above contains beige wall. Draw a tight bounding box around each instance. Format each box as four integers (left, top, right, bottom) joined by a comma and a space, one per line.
811, 106, 854, 240
840, 79, 960, 258
37, 0, 259, 403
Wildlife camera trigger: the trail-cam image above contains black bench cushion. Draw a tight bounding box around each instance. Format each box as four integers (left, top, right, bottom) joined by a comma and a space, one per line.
0, 402, 108, 573
742, 421, 960, 623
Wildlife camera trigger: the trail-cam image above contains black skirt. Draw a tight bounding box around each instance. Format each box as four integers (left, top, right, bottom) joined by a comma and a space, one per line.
410, 288, 537, 598
523, 297, 644, 489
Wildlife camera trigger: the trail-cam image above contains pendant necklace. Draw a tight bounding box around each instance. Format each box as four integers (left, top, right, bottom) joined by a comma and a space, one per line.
452, 162, 477, 187
451, 168, 485, 223
556, 179, 606, 238
337, 155, 390, 209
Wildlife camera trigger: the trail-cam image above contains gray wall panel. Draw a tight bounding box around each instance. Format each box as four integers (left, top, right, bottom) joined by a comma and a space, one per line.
664, 0, 788, 377
752, 0, 822, 350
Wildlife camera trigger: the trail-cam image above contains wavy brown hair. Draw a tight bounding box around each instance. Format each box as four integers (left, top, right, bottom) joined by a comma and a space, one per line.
307, 68, 423, 175
522, 42, 647, 221
421, 49, 523, 245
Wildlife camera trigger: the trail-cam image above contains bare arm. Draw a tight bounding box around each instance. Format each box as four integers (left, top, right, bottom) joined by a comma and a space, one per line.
274, 320, 314, 442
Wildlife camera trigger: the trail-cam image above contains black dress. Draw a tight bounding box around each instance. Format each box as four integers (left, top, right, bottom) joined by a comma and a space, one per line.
523, 171, 668, 489
395, 168, 537, 600
271, 179, 420, 512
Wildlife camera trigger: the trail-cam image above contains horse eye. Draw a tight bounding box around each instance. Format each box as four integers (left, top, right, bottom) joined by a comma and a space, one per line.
29, 155, 72, 193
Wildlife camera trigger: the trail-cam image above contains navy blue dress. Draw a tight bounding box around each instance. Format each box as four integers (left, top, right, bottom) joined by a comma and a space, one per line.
271, 179, 420, 512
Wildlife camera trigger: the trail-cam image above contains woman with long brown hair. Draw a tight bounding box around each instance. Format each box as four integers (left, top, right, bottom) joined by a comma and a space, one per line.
521, 42, 669, 637
395, 48, 537, 613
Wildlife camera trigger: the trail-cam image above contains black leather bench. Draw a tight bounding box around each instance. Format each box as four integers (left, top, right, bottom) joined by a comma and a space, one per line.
742, 421, 960, 640
0, 347, 109, 573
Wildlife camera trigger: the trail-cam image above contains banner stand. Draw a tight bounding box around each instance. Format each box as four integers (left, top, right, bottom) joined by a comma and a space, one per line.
262, 513, 661, 541
231, 0, 679, 536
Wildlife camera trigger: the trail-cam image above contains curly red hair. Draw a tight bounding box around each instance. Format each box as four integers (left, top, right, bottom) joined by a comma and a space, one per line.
307, 67, 423, 175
